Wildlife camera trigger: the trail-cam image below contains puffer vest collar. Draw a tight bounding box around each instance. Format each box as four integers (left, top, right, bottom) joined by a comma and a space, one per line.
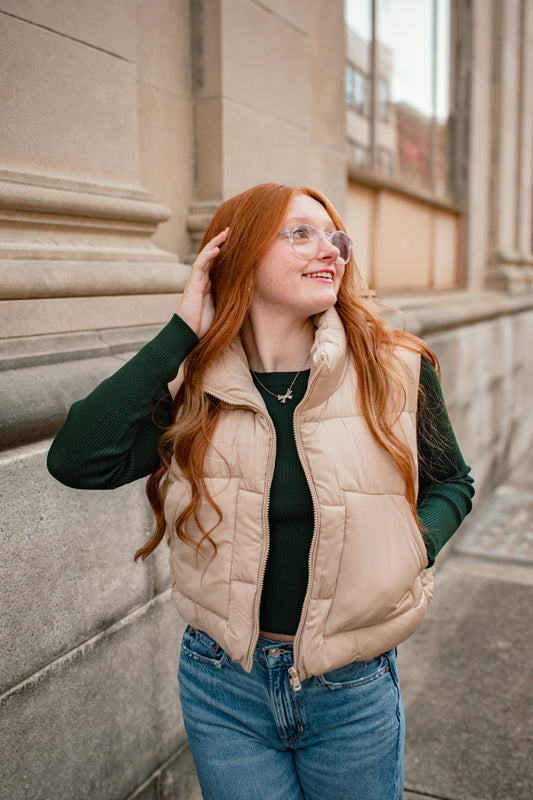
201, 306, 347, 409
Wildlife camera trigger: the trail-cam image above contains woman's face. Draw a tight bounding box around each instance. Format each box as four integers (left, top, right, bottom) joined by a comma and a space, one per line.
250, 194, 346, 322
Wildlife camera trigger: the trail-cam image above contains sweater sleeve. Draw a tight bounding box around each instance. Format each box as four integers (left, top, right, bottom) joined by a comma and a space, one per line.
416, 357, 475, 566
47, 315, 199, 489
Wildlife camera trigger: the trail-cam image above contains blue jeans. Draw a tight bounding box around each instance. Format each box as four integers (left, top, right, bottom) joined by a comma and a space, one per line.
178, 626, 405, 800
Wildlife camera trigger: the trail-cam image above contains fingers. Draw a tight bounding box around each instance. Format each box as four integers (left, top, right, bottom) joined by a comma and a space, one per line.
177, 228, 228, 336
193, 228, 230, 273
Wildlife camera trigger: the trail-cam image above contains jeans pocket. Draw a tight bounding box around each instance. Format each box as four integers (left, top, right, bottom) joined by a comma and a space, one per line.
180, 625, 229, 669
317, 652, 391, 689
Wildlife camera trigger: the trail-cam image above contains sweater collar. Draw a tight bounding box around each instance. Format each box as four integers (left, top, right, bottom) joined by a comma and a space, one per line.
202, 307, 348, 409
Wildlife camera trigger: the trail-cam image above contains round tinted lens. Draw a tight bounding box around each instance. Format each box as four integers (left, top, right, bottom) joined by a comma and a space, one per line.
290, 225, 320, 259
331, 232, 351, 264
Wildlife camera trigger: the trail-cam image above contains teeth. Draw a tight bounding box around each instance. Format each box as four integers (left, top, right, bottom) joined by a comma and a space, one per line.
304, 272, 333, 279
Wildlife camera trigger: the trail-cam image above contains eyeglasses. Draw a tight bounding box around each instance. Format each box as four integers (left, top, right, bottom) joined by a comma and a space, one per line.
279, 224, 353, 266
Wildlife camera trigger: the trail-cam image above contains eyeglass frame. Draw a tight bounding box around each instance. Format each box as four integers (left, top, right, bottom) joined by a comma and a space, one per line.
278, 224, 353, 266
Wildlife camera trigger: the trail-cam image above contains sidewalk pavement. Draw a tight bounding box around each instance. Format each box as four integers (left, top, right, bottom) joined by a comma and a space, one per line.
400, 455, 533, 800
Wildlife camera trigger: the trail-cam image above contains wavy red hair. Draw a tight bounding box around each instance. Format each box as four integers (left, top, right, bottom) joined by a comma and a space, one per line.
135, 183, 438, 561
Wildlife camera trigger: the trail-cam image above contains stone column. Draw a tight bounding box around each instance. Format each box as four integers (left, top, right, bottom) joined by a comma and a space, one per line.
0, 5, 188, 340
0, 6, 195, 798
460, 0, 491, 291
185, 0, 347, 258
486, 0, 533, 291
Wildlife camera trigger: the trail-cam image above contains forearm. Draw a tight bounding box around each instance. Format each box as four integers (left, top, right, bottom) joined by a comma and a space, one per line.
418, 470, 475, 564
47, 315, 199, 489
416, 358, 475, 564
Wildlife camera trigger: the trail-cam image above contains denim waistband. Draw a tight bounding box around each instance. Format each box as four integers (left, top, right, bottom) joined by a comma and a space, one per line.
254, 635, 295, 668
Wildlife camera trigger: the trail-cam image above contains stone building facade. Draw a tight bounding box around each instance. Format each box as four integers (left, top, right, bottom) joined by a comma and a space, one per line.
1, 1, 532, 798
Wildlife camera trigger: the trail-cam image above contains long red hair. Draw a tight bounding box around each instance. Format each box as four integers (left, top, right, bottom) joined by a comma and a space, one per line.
135, 183, 438, 561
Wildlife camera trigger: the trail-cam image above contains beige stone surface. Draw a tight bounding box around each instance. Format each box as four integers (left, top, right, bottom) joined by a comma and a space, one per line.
307, 144, 348, 214
1, 16, 140, 187
425, 308, 533, 489
433, 212, 459, 288
309, 0, 345, 53
223, 100, 310, 197
466, 0, 492, 290
194, 98, 224, 201
346, 183, 374, 284
516, 0, 533, 256
0, 260, 190, 299
0, 442, 155, 690
346, 186, 462, 292
190, 0, 222, 99
1, 592, 186, 800
309, 58, 346, 150
258, 0, 310, 30
135, 0, 194, 257
137, 84, 194, 257
136, 0, 191, 96
0, 0, 137, 59
222, 0, 310, 129
494, 0, 521, 254
374, 193, 433, 290
0, 294, 182, 338
347, 107, 371, 146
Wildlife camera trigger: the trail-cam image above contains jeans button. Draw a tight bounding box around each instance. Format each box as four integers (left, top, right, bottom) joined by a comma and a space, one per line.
270, 647, 281, 657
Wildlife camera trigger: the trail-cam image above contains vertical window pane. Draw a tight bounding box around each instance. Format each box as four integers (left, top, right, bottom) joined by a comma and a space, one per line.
345, 0, 452, 198
377, 0, 433, 191
345, 63, 355, 106
436, 0, 451, 196
377, 0, 450, 194
345, 0, 372, 167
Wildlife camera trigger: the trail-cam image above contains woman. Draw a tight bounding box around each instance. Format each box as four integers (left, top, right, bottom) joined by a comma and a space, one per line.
48, 183, 474, 800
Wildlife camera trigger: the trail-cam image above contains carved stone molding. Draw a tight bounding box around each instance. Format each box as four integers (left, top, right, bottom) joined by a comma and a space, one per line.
0, 171, 189, 336
486, 252, 533, 293
185, 201, 220, 263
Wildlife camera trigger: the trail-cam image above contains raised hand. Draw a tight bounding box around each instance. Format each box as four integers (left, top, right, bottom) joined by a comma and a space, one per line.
177, 228, 229, 338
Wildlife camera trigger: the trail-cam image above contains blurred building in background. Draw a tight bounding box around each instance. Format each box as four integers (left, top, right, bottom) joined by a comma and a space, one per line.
1, 1, 532, 798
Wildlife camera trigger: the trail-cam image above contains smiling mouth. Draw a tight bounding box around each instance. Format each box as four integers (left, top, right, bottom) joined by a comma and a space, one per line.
303, 271, 334, 281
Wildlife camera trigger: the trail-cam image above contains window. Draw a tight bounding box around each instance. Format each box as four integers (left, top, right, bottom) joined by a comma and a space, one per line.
346, 63, 367, 114
345, 0, 452, 198
377, 146, 394, 177
348, 139, 369, 167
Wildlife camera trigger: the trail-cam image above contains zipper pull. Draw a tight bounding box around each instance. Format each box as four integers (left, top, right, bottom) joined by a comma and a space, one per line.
288, 666, 302, 692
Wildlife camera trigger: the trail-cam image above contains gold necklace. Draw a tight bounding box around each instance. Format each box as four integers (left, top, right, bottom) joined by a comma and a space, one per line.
251, 356, 310, 404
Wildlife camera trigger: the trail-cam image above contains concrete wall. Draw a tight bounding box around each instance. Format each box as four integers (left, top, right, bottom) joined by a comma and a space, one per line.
395, 294, 533, 496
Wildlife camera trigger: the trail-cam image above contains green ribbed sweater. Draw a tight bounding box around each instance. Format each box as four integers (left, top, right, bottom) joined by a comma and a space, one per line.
47, 315, 474, 635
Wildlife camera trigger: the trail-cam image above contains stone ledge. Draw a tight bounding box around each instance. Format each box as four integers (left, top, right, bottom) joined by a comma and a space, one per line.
0, 323, 164, 370
0, 590, 175, 703
0, 174, 171, 223
382, 289, 533, 336
0, 348, 145, 448
126, 742, 201, 800
2, 290, 533, 450
0, 260, 189, 299
0, 440, 166, 692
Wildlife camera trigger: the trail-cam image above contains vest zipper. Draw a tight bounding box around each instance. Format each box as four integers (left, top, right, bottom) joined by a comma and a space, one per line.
246, 413, 276, 671
205, 389, 276, 673
288, 363, 324, 691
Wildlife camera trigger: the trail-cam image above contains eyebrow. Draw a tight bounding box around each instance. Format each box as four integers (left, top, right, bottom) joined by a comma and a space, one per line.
285, 217, 336, 231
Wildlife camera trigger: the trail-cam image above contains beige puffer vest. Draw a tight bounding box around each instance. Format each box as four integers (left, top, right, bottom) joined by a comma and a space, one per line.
166, 307, 433, 688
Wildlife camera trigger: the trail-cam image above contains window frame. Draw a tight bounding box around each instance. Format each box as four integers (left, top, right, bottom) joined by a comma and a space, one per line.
345, 0, 457, 205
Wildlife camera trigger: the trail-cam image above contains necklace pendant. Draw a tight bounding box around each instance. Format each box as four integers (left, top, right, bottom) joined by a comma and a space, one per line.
277, 389, 293, 403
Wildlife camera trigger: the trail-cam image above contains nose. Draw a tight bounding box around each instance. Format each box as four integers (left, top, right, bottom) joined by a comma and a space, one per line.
318, 232, 341, 262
